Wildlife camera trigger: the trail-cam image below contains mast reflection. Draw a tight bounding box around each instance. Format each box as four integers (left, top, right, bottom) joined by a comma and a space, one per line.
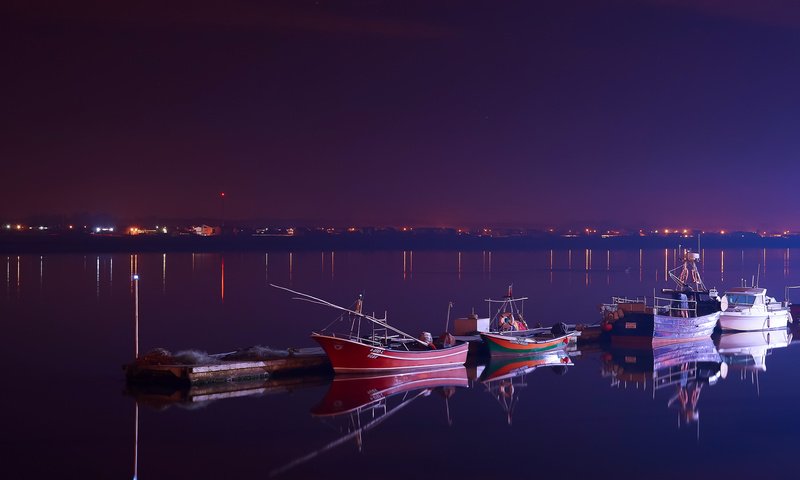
476, 351, 572, 425
271, 367, 468, 477
601, 338, 725, 437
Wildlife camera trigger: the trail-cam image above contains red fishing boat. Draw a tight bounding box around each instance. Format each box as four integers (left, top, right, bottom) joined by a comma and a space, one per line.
273, 285, 469, 373
312, 333, 469, 373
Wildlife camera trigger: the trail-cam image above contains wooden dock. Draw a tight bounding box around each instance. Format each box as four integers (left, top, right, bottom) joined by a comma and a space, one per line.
124, 324, 606, 386
127, 372, 332, 409
124, 346, 331, 385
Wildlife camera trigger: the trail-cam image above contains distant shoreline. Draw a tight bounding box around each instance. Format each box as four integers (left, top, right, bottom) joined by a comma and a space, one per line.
1, 232, 798, 254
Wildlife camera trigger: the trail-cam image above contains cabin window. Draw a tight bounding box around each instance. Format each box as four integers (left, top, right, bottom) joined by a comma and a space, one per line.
727, 294, 756, 305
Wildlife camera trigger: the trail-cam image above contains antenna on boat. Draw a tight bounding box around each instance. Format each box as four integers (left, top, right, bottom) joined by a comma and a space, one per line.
756, 265, 761, 288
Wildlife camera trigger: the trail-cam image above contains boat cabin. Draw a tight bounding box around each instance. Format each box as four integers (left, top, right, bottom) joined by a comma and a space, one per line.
722, 287, 768, 307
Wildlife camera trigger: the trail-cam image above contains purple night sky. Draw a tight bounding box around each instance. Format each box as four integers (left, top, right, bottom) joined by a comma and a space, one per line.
3, 0, 800, 230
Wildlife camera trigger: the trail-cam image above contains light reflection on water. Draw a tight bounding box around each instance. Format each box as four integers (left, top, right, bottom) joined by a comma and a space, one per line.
2, 249, 800, 478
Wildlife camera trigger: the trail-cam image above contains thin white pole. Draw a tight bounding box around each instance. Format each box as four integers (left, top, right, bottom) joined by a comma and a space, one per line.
133, 402, 139, 480
133, 274, 139, 358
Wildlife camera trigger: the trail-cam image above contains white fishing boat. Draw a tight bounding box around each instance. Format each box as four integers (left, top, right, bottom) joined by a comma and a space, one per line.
718, 287, 792, 332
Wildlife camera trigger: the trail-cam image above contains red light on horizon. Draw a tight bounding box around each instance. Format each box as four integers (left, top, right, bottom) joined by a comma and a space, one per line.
220, 192, 226, 197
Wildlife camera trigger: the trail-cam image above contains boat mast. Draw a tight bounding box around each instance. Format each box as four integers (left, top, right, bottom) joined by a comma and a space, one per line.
668, 251, 706, 291
271, 284, 430, 347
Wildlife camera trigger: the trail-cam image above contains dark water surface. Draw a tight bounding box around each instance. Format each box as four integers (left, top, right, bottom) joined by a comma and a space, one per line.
3, 249, 800, 479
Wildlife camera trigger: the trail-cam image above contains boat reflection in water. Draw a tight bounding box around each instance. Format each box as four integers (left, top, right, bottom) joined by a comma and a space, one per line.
271, 366, 468, 477
476, 351, 573, 425
601, 338, 726, 435
126, 374, 332, 480
716, 329, 792, 393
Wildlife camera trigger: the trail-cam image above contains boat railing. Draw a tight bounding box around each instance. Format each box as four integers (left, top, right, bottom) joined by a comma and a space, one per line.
600, 296, 648, 313
653, 296, 697, 317
613, 296, 647, 304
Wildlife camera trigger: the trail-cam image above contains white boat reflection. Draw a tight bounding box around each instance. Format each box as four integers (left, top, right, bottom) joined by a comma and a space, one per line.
717, 330, 791, 372
716, 330, 792, 396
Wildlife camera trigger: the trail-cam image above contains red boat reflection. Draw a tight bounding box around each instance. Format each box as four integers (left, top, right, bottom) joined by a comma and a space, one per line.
312, 365, 468, 416
271, 366, 468, 477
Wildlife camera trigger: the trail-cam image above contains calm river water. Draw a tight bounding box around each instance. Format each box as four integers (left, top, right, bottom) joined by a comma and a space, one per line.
2, 248, 799, 479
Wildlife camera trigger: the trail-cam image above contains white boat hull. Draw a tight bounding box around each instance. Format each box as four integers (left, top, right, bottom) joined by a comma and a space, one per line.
653, 311, 720, 343
717, 329, 790, 350
719, 311, 791, 332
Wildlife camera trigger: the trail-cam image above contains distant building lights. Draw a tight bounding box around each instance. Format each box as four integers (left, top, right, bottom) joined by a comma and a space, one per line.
720, 230, 726, 234
161, 227, 167, 234
16, 224, 22, 230
68, 225, 73, 229
96, 227, 101, 233
4, 224, 9, 229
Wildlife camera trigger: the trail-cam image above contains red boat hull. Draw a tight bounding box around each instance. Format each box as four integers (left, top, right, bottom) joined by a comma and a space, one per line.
312, 333, 469, 373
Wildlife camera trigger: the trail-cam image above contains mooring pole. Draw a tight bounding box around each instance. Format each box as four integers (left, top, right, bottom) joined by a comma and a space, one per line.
133, 274, 139, 359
